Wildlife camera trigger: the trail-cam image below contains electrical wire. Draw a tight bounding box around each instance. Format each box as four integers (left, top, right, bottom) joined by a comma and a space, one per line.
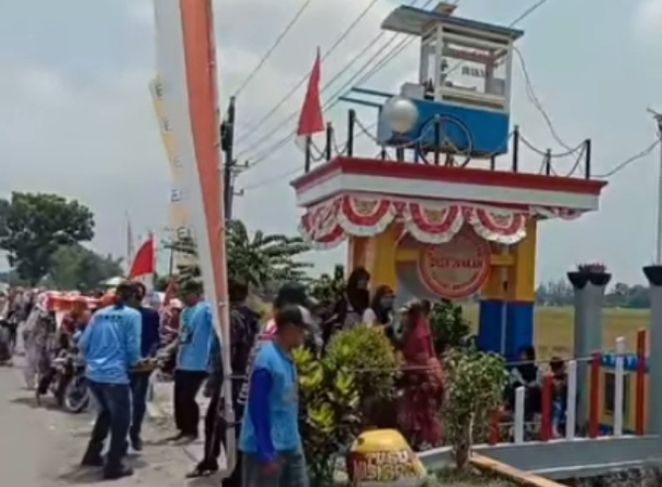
238, 0, 436, 163
595, 139, 661, 178
235, 3, 427, 160
239, 0, 549, 173
514, 46, 578, 153
235, 0, 385, 145
232, 0, 317, 97
240, 120, 378, 191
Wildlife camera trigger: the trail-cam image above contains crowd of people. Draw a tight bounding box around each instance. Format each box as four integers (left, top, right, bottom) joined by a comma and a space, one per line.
0, 266, 571, 486
0, 269, 448, 486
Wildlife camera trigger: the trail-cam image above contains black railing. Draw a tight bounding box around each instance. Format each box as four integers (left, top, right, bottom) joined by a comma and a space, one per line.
304, 111, 593, 180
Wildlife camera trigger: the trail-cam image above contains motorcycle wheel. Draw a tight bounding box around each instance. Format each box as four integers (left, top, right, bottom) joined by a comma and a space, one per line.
63, 376, 89, 414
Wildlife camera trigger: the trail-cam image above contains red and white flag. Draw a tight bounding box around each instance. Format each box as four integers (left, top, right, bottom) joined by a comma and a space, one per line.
129, 234, 155, 279
296, 48, 325, 147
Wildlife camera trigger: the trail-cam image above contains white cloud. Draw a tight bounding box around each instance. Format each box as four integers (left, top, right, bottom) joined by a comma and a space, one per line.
633, 0, 662, 46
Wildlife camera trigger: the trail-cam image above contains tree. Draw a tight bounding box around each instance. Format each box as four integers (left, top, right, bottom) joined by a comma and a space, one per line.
0, 193, 95, 284
45, 244, 123, 292
166, 220, 312, 292
226, 220, 311, 289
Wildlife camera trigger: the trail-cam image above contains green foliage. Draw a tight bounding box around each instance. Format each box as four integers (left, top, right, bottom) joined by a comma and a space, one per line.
428, 300, 471, 354
226, 220, 311, 287
45, 244, 123, 291
443, 350, 507, 470
0, 192, 94, 284
308, 264, 345, 313
294, 326, 400, 485
166, 220, 311, 291
293, 346, 361, 485
324, 325, 401, 409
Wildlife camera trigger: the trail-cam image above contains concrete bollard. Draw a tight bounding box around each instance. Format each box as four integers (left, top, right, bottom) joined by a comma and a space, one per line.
567, 269, 611, 432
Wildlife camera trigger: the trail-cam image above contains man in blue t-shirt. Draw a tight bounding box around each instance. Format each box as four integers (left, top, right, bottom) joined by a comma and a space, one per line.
240, 304, 311, 487
128, 282, 161, 452
79, 282, 142, 480
168, 280, 214, 444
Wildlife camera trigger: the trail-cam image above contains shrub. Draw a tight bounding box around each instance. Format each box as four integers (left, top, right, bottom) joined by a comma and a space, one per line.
324, 325, 401, 410
293, 326, 401, 485
428, 300, 471, 354
443, 350, 507, 470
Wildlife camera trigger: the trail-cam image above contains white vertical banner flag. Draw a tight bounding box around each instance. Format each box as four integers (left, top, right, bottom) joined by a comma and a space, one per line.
153, 0, 234, 476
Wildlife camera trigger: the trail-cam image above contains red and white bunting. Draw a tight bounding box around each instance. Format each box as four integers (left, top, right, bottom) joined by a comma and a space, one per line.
296, 194, 585, 247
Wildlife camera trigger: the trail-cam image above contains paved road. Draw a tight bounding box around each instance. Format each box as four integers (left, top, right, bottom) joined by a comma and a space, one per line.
0, 362, 216, 486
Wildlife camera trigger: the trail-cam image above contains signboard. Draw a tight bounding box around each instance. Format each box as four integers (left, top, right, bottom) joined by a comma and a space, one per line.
418, 226, 490, 299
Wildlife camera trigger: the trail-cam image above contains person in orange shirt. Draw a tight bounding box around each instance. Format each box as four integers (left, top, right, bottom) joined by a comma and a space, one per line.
61, 298, 92, 336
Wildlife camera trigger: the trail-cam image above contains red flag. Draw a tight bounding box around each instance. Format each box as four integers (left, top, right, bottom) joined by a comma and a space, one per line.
296, 49, 324, 140
129, 235, 155, 278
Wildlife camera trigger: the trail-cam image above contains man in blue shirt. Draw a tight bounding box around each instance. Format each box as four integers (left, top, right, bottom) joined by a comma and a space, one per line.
128, 282, 161, 452
240, 304, 310, 487
169, 280, 214, 444
79, 282, 142, 480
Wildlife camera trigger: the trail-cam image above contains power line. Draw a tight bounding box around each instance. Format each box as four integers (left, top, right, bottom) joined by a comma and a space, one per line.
238, 0, 434, 163
514, 47, 576, 152
595, 139, 661, 178
232, 0, 317, 97
509, 0, 549, 26
235, 0, 384, 145
240, 32, 405, 167
240, 0, 549, 170
235, 30, 390, 161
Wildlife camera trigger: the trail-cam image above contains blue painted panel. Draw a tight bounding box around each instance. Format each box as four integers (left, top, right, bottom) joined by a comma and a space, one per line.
506, 302, 534, 361
478, 300, 534, 360
478, 300, 504, 353
378, 98, 510, 156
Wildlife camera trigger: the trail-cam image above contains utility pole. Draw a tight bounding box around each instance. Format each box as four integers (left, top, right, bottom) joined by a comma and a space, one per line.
222, 96, 236, 220
651, 108, 662, 264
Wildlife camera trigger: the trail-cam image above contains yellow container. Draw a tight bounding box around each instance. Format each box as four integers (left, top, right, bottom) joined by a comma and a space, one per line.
346, 429, 428, 486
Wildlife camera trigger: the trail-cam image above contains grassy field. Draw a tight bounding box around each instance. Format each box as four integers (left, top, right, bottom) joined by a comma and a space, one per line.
462, 305, 650, 360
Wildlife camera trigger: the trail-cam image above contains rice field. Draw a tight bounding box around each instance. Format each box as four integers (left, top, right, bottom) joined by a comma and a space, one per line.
462, 305, 650, 360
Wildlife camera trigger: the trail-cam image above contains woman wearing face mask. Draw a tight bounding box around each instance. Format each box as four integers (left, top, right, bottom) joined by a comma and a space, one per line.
362, 286, 395, 327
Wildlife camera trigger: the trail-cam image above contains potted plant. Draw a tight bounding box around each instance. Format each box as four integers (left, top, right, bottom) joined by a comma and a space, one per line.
568, 262, 611, 289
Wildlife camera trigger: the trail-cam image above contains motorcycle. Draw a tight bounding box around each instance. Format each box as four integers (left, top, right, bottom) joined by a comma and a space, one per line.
46, 347, 90, 413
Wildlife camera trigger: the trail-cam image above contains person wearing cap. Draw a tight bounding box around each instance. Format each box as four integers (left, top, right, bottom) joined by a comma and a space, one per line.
263, 283, 321, 354
240, 304, 311, 487
167, 280, 214, 445
79, 281, 143, 480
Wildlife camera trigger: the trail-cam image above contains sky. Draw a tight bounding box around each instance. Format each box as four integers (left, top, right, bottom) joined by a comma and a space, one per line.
1, 0, 661, 285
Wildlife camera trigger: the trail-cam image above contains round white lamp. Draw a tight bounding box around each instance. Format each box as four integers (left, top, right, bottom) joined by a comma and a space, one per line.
382, 96, 419, 134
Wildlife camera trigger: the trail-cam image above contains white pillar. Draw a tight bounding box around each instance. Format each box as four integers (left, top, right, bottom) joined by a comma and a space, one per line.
514, 386, 525, 444
566, 360, 577, 440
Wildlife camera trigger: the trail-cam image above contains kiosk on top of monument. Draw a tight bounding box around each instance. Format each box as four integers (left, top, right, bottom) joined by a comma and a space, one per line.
291, 2, 608, 359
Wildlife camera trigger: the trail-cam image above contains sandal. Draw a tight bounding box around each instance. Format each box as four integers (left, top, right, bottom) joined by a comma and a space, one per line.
186, 462, 218, 478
